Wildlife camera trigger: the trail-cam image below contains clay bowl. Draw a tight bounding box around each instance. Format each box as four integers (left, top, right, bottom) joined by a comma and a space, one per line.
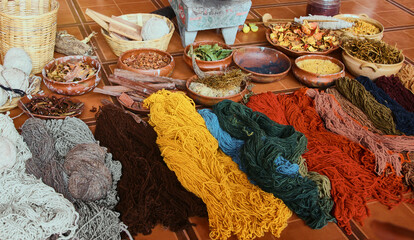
117, 48, 175, 77
183, 41, 233, 71
232, 46, 291, 83
265, 28, 340, 58
117, 96, 150, 115
342, 50, 404, 80
186, 72, 249, 107
292, 55, 345, 88
18, 93, 84, 119
334, 14, 384, 41
42, 56, 102, 96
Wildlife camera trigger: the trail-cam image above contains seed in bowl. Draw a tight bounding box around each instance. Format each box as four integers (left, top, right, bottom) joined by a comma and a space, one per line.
122, 52, 171, 70
296, 59, 342, 75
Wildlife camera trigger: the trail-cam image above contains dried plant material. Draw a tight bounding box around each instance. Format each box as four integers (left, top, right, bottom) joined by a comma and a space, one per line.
191, 44, 232, 61
342, 18, 380, 35
64, 143, 112, 201
47, 61, 97, 82
269, 21, 340, 52
24, 95, 84, 117
341, 38, 403, 64
396, 63, 414, 93
55, 31, 94, 56
122, 52, 170, 70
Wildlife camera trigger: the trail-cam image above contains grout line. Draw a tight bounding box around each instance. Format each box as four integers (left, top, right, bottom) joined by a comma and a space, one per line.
384, 25, 414, 32
387, 0, 414, 16
151, 0, 163, 9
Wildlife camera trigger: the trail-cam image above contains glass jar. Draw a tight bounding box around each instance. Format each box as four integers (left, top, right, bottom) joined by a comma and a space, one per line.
306, 0, 340, 16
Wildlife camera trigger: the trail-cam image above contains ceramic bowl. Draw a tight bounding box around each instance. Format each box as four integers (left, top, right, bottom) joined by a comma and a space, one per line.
18, 93, 84, 119
232, 46, 291, 83
183, 41, 233, 71
117, 96, 150, 115
186, 72, 249, 107
334, 14, 384, 41
292, 55, 345, 88
265, 28, 340, 58
42, 56, 102, 96
342, 50, 404, 80
117, 48, 175, 77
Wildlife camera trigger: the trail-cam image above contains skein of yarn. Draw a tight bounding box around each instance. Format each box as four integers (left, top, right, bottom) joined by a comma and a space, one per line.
248, 89, 409, 234
0, 136, 17, 170
396, 64, 414, 93
212, 100, 334, 229
356, 76, 414, 135
144, 90, 292, 240
335, 77, 401, 135
375, 75, 414, 113
95, 104, 207, 236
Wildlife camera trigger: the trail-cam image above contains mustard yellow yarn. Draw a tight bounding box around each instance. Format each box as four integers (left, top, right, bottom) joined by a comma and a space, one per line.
144, 90, 292, 240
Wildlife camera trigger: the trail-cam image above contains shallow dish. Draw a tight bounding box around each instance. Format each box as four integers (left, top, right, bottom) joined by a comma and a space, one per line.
342, 50, 404, 80
117, 96, 150, 115
265, 28, 340, 58
42, 56, 102, 96
186, 73, 249, 107
334, 14, 384, 41
18, 94, 84, 119
233, 46, 291, 83
183, 41, 233, 71
292, 55, 345, 88
117, 48, 175, 77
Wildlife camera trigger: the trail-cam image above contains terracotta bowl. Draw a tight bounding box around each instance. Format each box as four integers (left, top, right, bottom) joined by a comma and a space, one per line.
183, 41, 233, 71
18, 93, 84, 119
342, 50, 404, 80
117, 96, 150, 115
265, 28, 340, 58
292, 55, 345, 88
186, 73, 249, 107
117, 48, 175, 77
232, 46, 291, 83
334, 14, 384, 41
42, 56, 102, 96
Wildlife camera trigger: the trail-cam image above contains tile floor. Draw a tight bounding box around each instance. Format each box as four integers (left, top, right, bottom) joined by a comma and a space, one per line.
7, 0, 414, 239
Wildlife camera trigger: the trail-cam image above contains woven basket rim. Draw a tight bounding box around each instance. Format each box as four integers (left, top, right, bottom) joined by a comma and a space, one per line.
0, 0, 59, 18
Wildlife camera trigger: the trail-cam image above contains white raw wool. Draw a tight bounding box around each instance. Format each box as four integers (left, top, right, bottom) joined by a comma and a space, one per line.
141, 17, 170, 41
3, 48, 33, 75
0, 68, 29, 94
0, 88, 8, 106
294, 15, 354, 30
0, 136, 17, 170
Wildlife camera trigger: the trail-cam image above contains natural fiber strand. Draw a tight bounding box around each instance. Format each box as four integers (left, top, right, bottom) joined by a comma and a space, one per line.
326, 88, 385, 135
307, 89, 406, 175
144, 90, 292, 240
248, 90, 409, 234
335, 77, 401, 135
94, 104, 207, 236
356, 76, 414, 135
396, 63, 414, 94
211, 100, 335, 229
375, 75, 414, 112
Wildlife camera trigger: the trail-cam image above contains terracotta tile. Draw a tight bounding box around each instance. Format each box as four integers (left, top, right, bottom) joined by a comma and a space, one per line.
158, 0, 170, 7
170, 55, 194, 80
252, 79, 286, 94
279, 72, 304, 90
77, 0, 115, 8
117, 1, 158, 14
166, 31, 185, 54
402, 48, 414, 62
235, 25, 268, 45
114, 0, 149, 3
287, 4, 307, 17
394, 0, 414, 8
370, 13, 394, 29
80, 5, 122, 22
252, 0, 281, 6
279, 221, 348, 240
255, 6, 297, 20
192, 29, 232, 45
355, 0, 400, 13
373, 10, 414, 27
57, 0, 77, 25
339, 1, 375, 16
88, 24, 119, 62
134, 225, 179, 240
288, 213, 301, 223
355, 202, 414, 240
190, 217, 210, 240
57, 26, 84, 39
403, 202, 414, 214
383, 31, 413, 50
278, 0, 306, 3
404, 29, 414, 38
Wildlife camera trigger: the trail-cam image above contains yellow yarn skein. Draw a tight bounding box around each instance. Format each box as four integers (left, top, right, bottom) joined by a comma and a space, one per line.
144, 90, 292, 240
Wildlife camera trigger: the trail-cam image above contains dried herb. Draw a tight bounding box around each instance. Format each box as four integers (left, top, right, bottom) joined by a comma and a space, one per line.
47, 61, 97, 82
191, 44, 232, 61
194, 69, 249, 90
122, 52, 170, 70
25, 95, 84, 116
342, 18, 380, 35
341, 38, 403, 64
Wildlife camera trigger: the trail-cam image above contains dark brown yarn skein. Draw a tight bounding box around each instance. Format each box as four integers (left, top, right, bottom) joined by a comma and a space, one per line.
64, 143, 112, 201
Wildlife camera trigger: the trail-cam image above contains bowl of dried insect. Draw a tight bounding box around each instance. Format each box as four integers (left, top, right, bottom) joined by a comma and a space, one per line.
117, 48, 175, 77
42, 56, 102, 96
341, 37, 404, 80
18, 93, 84, 119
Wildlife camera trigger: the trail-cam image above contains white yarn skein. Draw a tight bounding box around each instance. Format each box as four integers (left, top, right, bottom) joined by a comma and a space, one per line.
0, 136, 17, 170
3, 48, 33, 75
141, 17, 170, 41
0, 88, 8, 106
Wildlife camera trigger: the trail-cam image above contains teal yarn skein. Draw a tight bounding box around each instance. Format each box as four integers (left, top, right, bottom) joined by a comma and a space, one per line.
212, 100, 335, 229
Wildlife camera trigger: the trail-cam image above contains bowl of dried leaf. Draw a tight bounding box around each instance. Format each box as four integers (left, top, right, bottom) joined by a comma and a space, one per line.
42, 56, 102, 95
184, 41, 233, 71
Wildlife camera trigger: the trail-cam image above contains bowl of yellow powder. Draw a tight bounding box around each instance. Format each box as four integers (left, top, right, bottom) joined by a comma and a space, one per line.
293, 55, 345, 88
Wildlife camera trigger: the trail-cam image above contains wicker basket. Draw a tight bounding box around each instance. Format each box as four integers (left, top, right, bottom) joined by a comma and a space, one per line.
0, 76, 42, 112
0, 0, 59, 74
102, 13, 175, 56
